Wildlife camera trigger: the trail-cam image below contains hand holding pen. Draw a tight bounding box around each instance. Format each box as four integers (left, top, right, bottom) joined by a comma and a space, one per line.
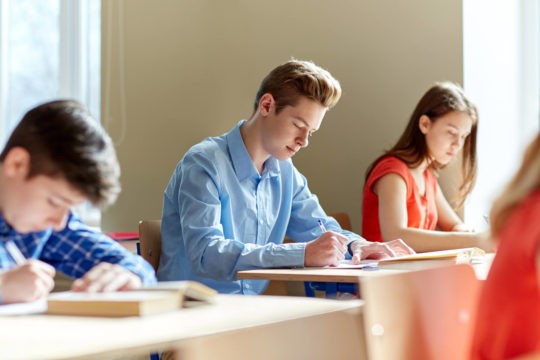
304, 219, 348, 267
0, 240, 55, 304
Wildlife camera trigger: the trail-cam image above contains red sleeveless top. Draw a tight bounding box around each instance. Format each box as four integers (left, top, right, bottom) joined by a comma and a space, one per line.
362, 156, 438, 242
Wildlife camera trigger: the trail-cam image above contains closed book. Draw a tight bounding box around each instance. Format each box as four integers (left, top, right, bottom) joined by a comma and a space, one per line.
363, 247, 486, 273
377, 247, 485, 265
145, 281, 218, 305
47, 290, 181, 317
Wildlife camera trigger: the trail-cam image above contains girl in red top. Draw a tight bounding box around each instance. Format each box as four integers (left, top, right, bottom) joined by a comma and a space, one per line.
471, 134, 540, 360
362, 82, 489, 252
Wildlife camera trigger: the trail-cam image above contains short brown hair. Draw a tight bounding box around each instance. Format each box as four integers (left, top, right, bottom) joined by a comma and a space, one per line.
253, 59, 342, 113
0, 100, 121, 207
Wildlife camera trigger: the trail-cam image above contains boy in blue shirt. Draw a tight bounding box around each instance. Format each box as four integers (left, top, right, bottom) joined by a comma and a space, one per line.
159, 59, 413, 294
0, 100, 156, 304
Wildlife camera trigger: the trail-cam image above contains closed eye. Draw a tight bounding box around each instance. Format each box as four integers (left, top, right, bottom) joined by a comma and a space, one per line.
47, 198, 61, 208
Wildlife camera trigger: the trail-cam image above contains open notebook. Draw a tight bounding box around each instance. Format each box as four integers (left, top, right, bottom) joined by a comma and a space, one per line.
336, 247, 485, 269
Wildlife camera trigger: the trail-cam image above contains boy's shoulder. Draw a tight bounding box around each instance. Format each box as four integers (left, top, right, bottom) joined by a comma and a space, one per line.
185, 135, 227, 157
180, 135, 229, 170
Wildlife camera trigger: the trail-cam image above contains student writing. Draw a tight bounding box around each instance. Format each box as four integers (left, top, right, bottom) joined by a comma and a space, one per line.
158, 59, 413, 294
0, 100, 156, 304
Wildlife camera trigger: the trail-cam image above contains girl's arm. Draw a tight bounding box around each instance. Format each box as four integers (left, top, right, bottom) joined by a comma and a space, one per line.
434, 183, 473, 231
374, 173, 486, 252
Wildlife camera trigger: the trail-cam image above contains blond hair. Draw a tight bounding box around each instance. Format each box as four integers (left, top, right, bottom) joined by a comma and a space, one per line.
254, 59, 341, 113
490, 133, 540, 236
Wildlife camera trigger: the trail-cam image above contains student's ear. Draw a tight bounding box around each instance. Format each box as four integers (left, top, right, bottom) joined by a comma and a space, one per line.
418, 115, 432, 134
258, 93, 275, 116
3, 147, 31, 179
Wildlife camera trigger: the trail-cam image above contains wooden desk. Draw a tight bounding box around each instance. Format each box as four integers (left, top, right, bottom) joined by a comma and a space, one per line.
238, 267, 406, 284
0, 295, 366, 360
238, 254, 494, 285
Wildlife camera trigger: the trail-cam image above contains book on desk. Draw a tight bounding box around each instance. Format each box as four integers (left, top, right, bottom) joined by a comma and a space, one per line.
337, 247, 485, 269
46, 280, 217, 317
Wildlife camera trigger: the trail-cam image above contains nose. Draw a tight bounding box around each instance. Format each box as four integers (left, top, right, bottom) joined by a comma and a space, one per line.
453, 136, 465, 149
48, 209, 69, 231
296, 129, 310, 148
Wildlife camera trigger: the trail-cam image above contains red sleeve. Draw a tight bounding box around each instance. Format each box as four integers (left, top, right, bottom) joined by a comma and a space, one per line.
365, 156, 413, 198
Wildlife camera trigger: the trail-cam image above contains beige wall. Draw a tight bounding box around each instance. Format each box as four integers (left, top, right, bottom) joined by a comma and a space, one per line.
101, 0, 463, 233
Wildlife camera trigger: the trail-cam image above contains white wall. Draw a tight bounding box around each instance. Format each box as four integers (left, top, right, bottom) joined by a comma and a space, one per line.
463, 0, 539, 230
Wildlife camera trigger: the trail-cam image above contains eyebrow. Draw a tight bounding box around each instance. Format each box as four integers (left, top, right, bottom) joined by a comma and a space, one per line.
447, 124, 470, 134
50, 192, 78, 207
293, 116, 319, 132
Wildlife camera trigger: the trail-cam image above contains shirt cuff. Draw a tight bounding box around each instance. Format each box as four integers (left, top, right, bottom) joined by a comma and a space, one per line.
346, 239, 371, 256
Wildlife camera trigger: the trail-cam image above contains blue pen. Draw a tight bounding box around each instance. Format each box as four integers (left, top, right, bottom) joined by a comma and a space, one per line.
317, 219, 327, 233
4, 240, 27, 265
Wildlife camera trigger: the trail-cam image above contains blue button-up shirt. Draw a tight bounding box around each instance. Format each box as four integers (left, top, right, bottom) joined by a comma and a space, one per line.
158, 120, 364, 294
0, 212, 156, 291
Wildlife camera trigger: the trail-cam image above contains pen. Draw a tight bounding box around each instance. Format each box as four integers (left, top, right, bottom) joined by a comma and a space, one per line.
317, 219, 327, 233
4, 240, 27, 265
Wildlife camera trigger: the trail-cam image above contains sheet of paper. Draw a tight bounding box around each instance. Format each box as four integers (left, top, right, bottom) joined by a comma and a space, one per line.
0, 298, 47, 316
326, 260, 379, 269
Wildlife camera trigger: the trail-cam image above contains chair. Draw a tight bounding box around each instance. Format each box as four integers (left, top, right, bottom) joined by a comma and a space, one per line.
138, 219, 162, 271
138, 220, 163, 360
360, 264, 480, 360
329, 212, 352, 232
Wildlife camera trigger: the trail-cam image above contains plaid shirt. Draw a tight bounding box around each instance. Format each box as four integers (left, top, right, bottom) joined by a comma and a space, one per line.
0, 212, 156, 285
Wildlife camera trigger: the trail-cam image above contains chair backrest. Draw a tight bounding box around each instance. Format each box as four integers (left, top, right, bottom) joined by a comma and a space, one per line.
360, 264, 480, 360
138, 220, 162, 271
329, 212, 352, 231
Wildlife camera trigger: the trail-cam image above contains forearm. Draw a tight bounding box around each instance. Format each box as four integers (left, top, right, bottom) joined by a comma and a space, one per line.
193, 240, 306, 280
380, 227, 484, 252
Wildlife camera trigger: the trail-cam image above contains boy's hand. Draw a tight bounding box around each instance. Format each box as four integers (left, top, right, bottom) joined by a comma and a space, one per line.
0, 260, 55, 304
71, 262, 142, 292
351, 239, 415, 264
304, 231, 349, 267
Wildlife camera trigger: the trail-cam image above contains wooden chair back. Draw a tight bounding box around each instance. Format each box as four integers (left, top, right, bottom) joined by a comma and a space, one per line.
360, 264, 480, 360
329, 212, 352, 230
138, 219, 162, 271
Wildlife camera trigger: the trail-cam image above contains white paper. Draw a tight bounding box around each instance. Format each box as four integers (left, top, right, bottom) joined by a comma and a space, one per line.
326, 259, 379, 269
0, 298, 47, 316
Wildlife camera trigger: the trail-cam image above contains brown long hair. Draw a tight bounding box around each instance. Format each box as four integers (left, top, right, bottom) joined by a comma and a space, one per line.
490, 133, 540, 237
365, 82, 478, 209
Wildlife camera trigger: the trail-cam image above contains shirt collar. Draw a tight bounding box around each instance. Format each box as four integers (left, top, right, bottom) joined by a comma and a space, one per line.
0, 214, 13, 237
227, 120, 280, 181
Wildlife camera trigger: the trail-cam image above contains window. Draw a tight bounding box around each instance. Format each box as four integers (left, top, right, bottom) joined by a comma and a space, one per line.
0, 0, 101, 226
463, 0, 539, 230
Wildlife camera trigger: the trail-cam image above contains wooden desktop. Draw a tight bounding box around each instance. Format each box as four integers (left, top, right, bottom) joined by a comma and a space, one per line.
0, 294, 366, 360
